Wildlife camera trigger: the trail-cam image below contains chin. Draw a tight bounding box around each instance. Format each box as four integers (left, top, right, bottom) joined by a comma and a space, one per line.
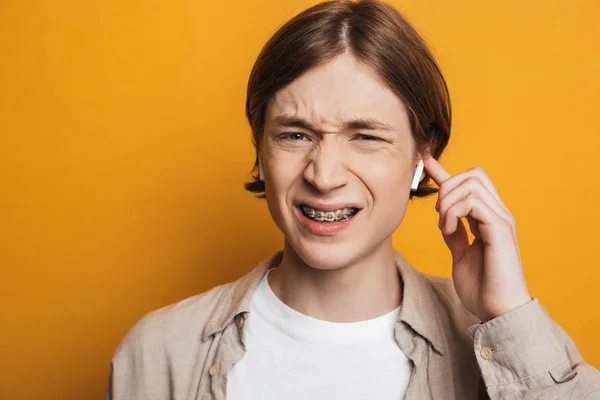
291, 239, 368, 271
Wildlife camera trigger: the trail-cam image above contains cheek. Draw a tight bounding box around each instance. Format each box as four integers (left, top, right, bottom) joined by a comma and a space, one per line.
264, 154, 303, 199
360, 158, 413, 218
360, 157, 413, 192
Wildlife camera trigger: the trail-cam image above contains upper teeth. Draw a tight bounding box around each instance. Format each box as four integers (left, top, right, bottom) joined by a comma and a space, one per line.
301, 205, 357, 221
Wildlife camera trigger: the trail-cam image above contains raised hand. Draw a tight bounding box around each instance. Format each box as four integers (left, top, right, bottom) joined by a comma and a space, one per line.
422, 154, 532, 322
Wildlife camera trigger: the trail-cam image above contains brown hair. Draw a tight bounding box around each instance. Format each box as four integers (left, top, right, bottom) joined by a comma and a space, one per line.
244, 0, 451, 198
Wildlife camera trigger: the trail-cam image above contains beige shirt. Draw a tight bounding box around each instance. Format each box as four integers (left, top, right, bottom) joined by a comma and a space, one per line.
105, 251, 600, 399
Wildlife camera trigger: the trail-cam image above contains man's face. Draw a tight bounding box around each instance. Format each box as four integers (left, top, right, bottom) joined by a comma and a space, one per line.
262, 53, 418, 270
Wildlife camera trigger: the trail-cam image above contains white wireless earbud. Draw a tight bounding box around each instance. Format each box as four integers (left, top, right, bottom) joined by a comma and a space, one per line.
410, 159, 424, 191
259, 160, 264, 181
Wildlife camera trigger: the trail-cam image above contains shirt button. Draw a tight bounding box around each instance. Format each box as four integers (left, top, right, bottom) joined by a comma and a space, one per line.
480, 347, 494, 360
209, 364, 220, 377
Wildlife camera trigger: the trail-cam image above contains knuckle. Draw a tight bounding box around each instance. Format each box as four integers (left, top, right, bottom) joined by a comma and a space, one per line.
469, 166, 486, 176
438, 197, 448, 212
438, 183, 449, 198
466, 193, 479, 204
465, 175, 482, 188
496, 217, 513, 231
446, 202, 457, 216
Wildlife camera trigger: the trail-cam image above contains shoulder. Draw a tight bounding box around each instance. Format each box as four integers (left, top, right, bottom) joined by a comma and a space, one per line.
111, 252, 280, 363
112, 282, 231, 361
106, 282, 240, 398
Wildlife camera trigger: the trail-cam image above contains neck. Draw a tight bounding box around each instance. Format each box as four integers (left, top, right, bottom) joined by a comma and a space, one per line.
268, 238, 403, 322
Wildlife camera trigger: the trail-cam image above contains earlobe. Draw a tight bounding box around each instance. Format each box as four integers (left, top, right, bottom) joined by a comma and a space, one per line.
410, 159, 424, 191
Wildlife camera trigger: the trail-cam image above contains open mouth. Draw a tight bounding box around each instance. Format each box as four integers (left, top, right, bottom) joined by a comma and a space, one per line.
299, 204, 360, 223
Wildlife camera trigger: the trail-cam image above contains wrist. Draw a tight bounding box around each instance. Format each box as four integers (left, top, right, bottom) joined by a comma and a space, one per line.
480, 293, 532, 322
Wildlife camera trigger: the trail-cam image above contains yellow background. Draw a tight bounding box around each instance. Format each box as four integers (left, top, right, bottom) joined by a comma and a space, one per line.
1, 0, 599, 398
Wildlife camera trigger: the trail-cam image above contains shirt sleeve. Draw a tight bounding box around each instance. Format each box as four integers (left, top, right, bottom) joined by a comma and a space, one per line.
467, 298, 600, 399
104, 311, 173, 400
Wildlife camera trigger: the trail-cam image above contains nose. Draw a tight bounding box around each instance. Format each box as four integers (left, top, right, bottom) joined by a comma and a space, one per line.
303, 140, 349, 193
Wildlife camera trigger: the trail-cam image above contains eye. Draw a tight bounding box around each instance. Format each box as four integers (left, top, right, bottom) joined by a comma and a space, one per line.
354, 134, 382, 141
280, 132, 309, 141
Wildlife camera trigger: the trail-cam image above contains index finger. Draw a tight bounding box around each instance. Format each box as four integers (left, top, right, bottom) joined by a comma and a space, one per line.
422, 153, 451, 186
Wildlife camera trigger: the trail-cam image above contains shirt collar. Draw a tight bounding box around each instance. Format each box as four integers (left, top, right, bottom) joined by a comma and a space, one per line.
202, 250, 447, 355
393, 250, 447, 355
202, 251, 281, 341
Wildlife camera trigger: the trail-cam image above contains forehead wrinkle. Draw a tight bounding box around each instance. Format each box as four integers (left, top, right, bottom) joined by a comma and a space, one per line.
268, 59, 407, 134
274, 75, 356, 131
270, 101, 344, 134
308, 101, 347, 132
271, 87, 401, 134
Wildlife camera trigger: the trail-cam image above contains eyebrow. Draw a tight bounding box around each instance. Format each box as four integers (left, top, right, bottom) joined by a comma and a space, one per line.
271, 115, 396, 133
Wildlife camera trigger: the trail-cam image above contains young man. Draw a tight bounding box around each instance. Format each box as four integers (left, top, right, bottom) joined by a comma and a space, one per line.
106, 1, 600, 399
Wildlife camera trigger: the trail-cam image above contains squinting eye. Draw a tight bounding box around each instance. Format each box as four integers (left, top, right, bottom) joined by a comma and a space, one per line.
280, 132, 308, 141
355, 134, 381, 141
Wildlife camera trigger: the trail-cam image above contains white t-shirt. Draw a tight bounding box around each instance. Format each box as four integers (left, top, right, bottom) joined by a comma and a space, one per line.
226, 269, 413, 400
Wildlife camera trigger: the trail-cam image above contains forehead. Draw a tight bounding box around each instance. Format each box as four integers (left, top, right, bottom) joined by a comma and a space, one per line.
266, 54, 409, 131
